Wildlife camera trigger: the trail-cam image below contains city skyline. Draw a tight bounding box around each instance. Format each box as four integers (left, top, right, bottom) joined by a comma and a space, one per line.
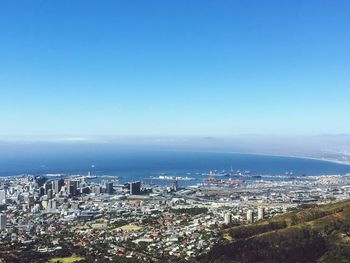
1, 2, 350, 262
1, 0, 350, 137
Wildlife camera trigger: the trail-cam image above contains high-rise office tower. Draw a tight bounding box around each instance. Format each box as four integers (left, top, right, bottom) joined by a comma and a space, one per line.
105, 182, 114, 194
43, 182, 52, 195
94, 186, 102, 195
66, 180, 78, 196
0, 213, 6, 229
0, 190, 6, 204
53, 179, 64, 194
47, 189, 53, 199
130, 181, 141, 195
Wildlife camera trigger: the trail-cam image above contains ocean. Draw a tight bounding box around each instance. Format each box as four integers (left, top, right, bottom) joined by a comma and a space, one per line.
1, 144, 350, 185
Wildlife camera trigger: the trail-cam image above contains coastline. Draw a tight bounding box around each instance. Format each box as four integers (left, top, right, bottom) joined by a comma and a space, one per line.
175, 149, 350, 167
226, 151, 350, 167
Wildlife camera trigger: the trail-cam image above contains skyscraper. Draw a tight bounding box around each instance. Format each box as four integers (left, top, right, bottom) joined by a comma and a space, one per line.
53, 179, 64, 194
247, 210, 254, 223
258, 207, 265, 220
43, 182, 52, 195
94, 185, 102, 195
39, 187, 45, 197
105, 182, 114, 195
0, 213, 6, 230
47, 189, 53, 199
130, 181, 141, 195
0, 190, 6, 204
224, 213, 232, 224
47, 199, 57, 212
171, 179, 178, 192
66, 180, 78, 196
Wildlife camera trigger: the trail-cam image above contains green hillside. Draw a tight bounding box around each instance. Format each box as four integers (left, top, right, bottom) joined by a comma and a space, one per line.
199, 200, 350, 263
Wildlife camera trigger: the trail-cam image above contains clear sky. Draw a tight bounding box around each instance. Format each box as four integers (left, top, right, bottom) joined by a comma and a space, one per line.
0, 0, 349, 138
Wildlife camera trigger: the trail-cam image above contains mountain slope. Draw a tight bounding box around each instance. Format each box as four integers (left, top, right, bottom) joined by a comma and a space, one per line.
199, 200, 350, 263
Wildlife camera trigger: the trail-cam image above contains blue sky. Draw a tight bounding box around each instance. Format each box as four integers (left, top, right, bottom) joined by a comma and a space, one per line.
0, 0, 349, 138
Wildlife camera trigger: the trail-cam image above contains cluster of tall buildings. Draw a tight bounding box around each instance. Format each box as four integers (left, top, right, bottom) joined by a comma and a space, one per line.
0, 176, 144, 231
38, 178, 144, 198
223, 207, 265, 225
39, 178, 98, 197
41, 178, 79, 197
246, 207, 265, 223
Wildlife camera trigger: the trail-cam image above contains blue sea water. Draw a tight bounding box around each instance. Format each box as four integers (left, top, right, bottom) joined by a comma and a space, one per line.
1, 144, 350, 184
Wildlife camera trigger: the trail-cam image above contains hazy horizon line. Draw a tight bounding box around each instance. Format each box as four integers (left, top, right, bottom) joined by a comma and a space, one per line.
0, 133, 350, 142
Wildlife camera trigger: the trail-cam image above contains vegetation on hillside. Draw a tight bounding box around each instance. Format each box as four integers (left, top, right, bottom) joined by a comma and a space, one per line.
170, 207, 208, 216
199, 200, 350, 263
